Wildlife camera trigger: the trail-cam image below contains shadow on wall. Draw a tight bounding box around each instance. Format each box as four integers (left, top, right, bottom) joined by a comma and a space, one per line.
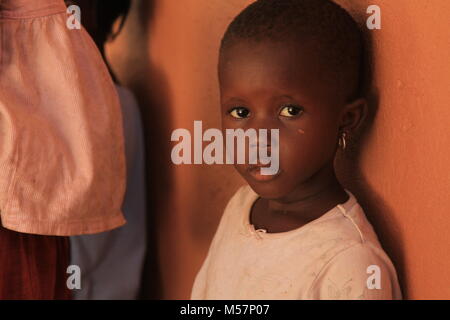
133, 0, 172, 300
109, 0, 171, 299
334, 2, 407, 299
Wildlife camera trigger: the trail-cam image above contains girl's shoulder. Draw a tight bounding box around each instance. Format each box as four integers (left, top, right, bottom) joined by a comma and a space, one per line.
224, 184, 258, 214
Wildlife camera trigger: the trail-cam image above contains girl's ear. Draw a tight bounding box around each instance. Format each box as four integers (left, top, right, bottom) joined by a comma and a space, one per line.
338, 98, 368, 134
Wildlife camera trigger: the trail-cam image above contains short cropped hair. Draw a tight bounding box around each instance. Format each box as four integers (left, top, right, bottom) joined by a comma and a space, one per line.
219, 0, 364, 101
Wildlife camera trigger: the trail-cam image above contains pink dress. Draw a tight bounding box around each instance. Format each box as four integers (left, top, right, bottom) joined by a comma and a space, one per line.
0, 0, 126, 236
0, 0, 127, 299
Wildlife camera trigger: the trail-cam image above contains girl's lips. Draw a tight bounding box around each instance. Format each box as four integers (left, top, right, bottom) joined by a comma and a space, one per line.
246, 165, 281, 182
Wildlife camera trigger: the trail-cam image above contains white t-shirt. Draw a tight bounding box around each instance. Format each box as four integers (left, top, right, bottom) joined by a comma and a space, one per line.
191, 185, 402, 300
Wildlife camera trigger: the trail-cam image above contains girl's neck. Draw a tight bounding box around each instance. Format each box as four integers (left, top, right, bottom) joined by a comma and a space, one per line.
267, 169, 349, 220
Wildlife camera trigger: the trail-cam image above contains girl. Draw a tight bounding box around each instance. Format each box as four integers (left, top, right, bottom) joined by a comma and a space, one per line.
191, 0, 402, 300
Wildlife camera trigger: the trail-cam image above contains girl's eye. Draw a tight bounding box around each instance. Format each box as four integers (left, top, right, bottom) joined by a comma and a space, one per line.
229, 107, 250, 119
279, 105, 304, 118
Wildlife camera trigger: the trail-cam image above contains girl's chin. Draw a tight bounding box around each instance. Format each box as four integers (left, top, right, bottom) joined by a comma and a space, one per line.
245, 179, 293, 200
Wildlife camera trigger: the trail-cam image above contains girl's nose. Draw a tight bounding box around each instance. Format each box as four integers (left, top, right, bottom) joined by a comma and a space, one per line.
247, 112, 279, 132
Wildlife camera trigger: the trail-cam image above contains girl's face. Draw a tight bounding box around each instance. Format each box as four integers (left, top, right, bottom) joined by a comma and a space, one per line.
219, 40, 351, 201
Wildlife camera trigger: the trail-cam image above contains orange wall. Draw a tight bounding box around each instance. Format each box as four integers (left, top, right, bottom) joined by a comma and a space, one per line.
107, 0, 450, 299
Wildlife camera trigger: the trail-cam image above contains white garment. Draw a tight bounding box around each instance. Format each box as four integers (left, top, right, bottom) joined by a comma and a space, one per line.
70, 85, 147, 300
191, 185, 402, 300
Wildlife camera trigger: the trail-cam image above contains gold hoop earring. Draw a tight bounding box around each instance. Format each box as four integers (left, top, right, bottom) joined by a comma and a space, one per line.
339, 132, 347, 151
